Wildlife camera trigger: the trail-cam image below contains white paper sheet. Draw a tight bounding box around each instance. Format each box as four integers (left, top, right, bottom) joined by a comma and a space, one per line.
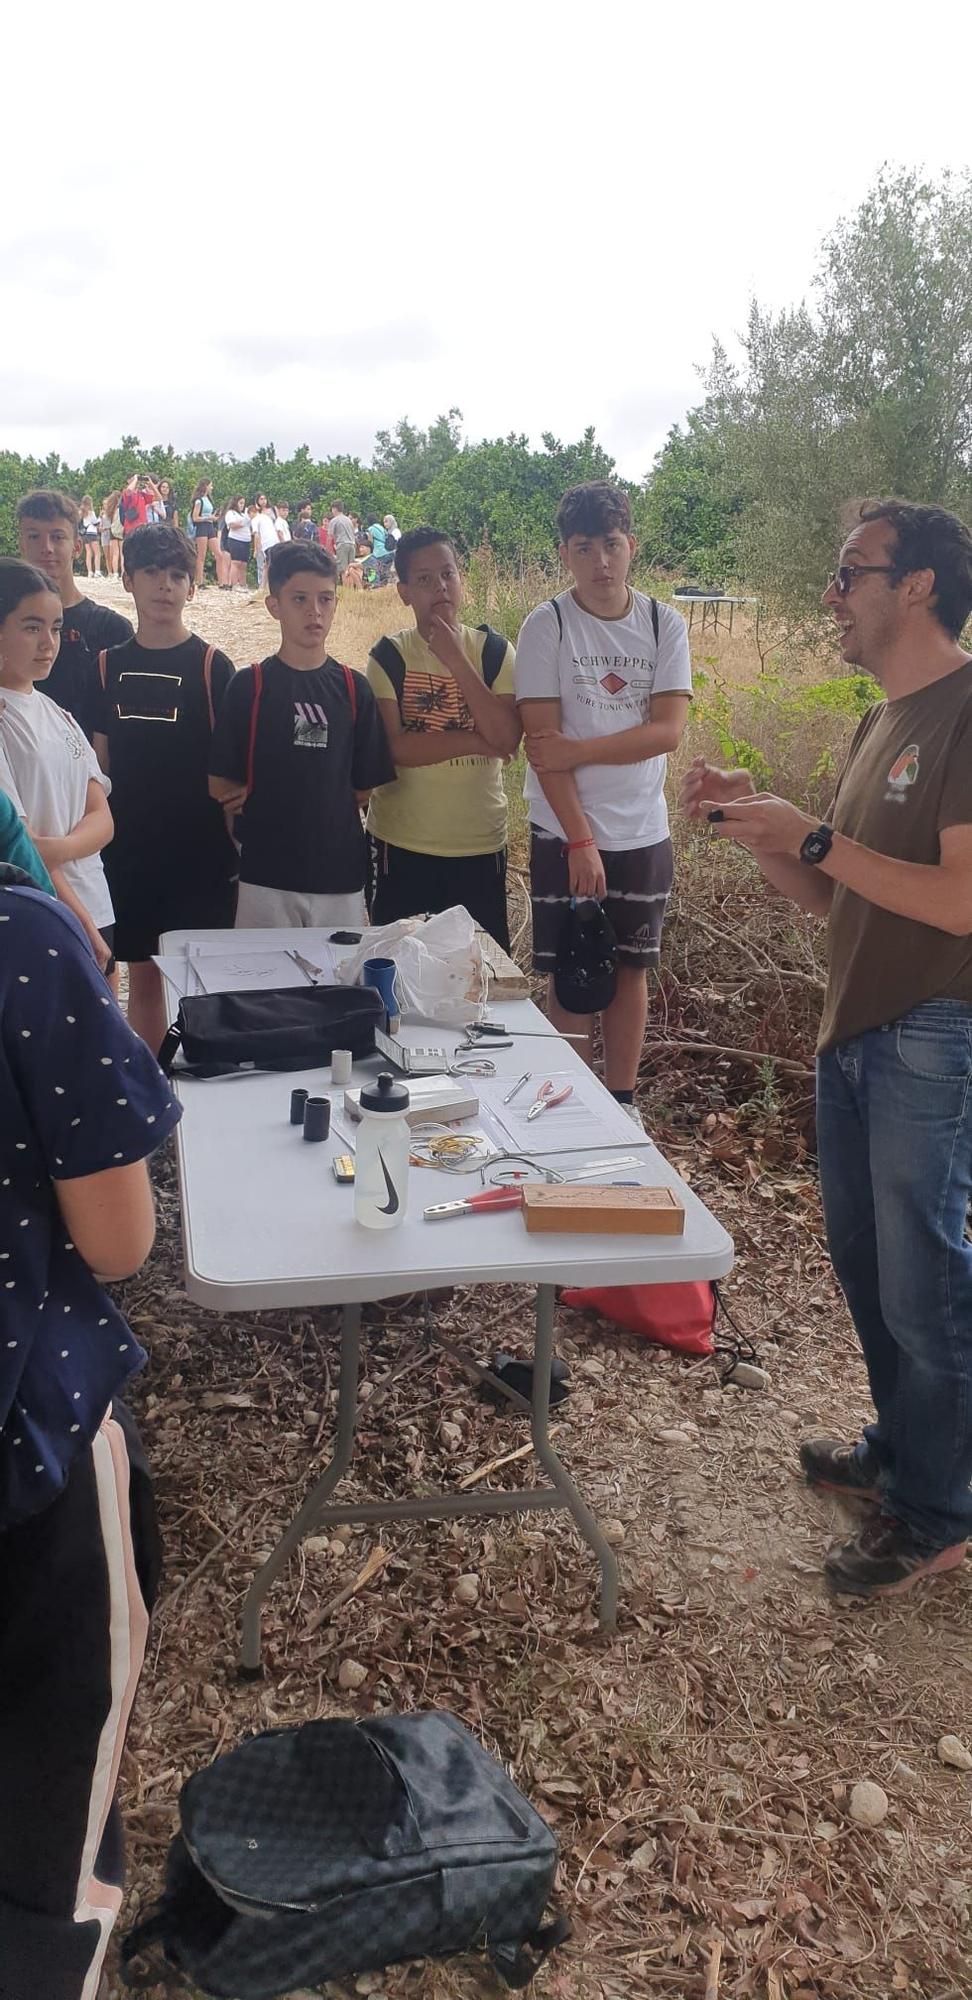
480, 1071, 648, 1153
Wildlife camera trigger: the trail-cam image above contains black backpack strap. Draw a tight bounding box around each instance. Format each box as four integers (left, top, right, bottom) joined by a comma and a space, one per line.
370, 634, 407, 711
651, 596, 659, 645
156, 1023, 182, 1075
476, 623, 510, 688
490, 1912, 571, 1989
548, 596, 564, 639
120, 1910, 196, 1993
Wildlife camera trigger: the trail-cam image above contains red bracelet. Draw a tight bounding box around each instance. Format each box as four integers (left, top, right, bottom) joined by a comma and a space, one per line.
564, 836, 596, 855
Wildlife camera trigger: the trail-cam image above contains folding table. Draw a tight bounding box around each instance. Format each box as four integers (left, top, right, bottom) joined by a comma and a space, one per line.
162, 930, 733, 1670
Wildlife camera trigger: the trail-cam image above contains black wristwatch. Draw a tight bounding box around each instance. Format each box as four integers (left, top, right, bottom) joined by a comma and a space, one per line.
799, 823, 834, 866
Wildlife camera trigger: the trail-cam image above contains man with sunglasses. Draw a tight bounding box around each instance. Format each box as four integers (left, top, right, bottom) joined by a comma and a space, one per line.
682, 500, 972, 1598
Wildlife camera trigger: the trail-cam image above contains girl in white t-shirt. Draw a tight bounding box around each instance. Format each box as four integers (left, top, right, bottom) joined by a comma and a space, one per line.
0, 559, 115, 973
223, 493, 252, 591
80, 495, 101, 578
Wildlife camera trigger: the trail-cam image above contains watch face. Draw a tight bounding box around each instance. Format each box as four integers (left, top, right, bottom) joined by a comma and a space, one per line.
801, 827, 832, 864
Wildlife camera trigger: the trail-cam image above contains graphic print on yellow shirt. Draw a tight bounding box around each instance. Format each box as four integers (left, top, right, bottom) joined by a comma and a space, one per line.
400, 668, 474, 734
366, 622, 515, 859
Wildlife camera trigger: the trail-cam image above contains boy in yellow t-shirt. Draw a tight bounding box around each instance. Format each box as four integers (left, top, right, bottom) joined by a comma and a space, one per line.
365, 528, 521, 948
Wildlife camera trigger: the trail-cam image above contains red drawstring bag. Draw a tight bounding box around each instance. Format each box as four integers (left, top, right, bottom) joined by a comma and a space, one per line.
560, 1280, 716, 1357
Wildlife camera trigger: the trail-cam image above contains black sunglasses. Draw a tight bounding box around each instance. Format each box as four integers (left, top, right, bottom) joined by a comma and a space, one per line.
828, 563, 896, 597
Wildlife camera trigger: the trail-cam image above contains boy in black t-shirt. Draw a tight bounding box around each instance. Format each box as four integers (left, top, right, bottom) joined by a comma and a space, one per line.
209, 541, 394, 927
17, 489, 132, 740
93, 524, 238, 1053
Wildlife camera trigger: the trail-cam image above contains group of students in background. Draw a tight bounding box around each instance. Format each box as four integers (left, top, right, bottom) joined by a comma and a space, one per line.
79, 473, 402, 596
0, 479, 689, 1117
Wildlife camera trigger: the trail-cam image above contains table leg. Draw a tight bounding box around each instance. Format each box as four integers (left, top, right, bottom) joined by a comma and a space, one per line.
239, 1302, 362, 1675
530, 1284, 619, 1629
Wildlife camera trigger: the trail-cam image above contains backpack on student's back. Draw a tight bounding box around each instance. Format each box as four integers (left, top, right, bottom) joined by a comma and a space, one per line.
371, 624, 508, 712
243, 659, 358, 796
547, 594, 659, 644
121, 1711, 568, 1998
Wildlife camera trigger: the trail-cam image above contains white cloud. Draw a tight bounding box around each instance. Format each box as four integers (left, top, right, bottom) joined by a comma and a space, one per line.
0, 0, 969, 477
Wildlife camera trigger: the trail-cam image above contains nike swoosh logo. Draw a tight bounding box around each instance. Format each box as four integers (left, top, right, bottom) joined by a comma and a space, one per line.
377, 1151, 400, 1215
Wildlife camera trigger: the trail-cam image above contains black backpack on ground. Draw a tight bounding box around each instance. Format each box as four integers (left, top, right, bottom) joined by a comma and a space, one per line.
122, 1712, 568, 1998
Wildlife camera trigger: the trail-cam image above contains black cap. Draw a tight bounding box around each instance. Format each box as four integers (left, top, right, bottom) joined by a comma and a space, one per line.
358, 1070, 410, 1114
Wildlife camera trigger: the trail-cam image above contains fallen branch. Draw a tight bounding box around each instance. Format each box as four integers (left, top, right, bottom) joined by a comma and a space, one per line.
304, 1543, 390, 1636
704, 1937, 724, 2000
646, 1037, 814, 1079
459, 1433, 560, 1490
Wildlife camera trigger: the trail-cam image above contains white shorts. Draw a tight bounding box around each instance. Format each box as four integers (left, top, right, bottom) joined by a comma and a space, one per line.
235, 882, 367, 929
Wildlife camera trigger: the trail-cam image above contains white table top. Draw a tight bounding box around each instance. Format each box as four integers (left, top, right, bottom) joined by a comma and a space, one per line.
161, 930, 734, 1310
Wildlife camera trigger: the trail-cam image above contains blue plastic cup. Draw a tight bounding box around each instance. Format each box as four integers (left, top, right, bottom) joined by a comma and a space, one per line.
361, 957, 399, 1022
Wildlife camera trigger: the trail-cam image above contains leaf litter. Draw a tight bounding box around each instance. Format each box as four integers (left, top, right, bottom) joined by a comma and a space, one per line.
101, 875, 971, 2000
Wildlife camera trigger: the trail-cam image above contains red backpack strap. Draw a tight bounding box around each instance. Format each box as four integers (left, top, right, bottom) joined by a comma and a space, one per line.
97, 648, 108, 690
202, 644, 216, 731
245, 662, 263, 797
341, 662, 357, 725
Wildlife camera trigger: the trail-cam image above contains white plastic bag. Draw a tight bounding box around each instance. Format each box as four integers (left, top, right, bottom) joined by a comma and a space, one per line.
335, 907, 486, 1027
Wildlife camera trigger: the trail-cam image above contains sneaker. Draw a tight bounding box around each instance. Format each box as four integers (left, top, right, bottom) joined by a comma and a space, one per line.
621, 1101, 646, 1132
825, 1513, 968, 1596
799, 1434, 882, 1503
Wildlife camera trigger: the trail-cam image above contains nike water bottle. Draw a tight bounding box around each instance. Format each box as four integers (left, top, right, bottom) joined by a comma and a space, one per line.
353, 1072, 411, 1230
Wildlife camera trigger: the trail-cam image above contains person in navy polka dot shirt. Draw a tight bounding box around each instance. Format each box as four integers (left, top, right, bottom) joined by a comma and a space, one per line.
0, 881, 180, 1999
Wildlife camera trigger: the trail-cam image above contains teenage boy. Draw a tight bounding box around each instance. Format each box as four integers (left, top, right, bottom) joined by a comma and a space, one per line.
209, 541, 394, 926
295, 502, 317, 542
0, 879, 181, 2000
685, 501, 972, 1596
93, 524, 238, 1053
365, 529, 520, 948
17, 489, 133, 739
274, 500, 292, 543
516, 482, 691, 1118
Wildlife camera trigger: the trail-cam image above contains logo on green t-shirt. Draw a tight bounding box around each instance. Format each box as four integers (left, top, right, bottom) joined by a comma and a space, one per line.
885, 744, 920, 800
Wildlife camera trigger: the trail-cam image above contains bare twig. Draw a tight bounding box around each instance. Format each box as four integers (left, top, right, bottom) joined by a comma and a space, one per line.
704, 1936, 724, 2000
303, 1543, 390, 1636
645, 1035, 814, 1079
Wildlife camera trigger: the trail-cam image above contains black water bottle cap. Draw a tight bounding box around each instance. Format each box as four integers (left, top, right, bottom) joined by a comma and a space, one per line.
359, 1070, 410, 1114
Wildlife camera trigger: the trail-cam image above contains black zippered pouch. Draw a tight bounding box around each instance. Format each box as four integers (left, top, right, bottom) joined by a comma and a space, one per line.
157, 984, 383, 1077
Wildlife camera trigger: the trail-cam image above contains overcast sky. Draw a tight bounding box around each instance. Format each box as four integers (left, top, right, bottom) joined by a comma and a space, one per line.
1, 0, 969, 480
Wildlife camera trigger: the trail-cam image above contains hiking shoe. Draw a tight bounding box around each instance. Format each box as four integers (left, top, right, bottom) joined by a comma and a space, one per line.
825, 1513, 968, 1596
799, 1434, 882, 1503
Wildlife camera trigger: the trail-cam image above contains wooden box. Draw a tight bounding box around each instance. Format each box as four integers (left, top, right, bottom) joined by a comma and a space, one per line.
521, 1185, 685, 1235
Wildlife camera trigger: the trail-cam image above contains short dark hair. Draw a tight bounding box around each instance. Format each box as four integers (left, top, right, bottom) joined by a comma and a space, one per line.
16, 488, 80, 532
0, 557, 60, 623
122, 523, 195, 579
394, 527, 458, 584
556, 481, 631, 544
267, 540, 337, 592
857, 500, 972, 639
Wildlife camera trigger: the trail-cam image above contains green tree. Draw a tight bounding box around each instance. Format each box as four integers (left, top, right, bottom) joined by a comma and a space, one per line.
372, 408, 464, 492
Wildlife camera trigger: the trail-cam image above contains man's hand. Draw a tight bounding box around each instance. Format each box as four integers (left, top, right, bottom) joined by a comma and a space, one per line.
567, 842, 607, 899
526, 729, 579, 776
705, 794, 817, 859
681, 756, 757, 819
209, 776, 247, 813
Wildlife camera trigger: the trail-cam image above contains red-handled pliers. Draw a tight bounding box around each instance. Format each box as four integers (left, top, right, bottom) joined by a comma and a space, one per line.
525, 1079, 574, 1122
423, 1187, 524, 1222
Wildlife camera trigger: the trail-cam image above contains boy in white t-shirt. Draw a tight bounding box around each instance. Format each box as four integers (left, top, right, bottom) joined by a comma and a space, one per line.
515, 481, 691, 1114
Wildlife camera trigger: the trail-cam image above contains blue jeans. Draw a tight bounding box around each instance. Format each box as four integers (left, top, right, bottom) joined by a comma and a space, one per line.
816, 999, 972, 1548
